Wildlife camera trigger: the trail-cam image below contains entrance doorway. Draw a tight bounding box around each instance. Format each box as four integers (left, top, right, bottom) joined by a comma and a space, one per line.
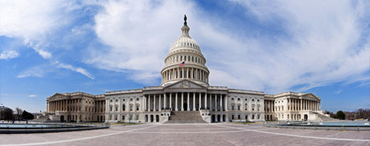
183, 103, 188, 111
304, 114, 308, 121
60, 115, 64, 122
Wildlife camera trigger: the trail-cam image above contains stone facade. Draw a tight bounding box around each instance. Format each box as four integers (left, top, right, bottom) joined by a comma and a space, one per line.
46, 16, 324, 123
46, 92, 105, 122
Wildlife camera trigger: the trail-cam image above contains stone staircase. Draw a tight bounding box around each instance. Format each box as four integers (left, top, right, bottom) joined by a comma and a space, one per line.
312, 112, 338, 122
166, 111, 206, 123
30, 115, 51, 123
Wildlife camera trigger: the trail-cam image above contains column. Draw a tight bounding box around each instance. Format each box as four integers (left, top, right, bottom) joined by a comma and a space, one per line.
164, 93, 167, 109
193, 92, 196, 111
170, 93, 172, 110
144, 96, 147, 111
149, 95, 151, 111
159, 94, 162, 111
187, 93, 190, 111
220, 94, 223, 111
225, 95, 228, 111
300, 99, 302, 111
215, 94, 218, 111
210, 94, 213, 111
181, 93, 184, 111
199, 93, 201, 110
175, 93, 178, 111
205, 93, 208, 109
153, 95, 156, 111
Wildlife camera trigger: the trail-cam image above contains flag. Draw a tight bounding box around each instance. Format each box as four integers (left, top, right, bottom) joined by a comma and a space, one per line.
179, 61, 185, 67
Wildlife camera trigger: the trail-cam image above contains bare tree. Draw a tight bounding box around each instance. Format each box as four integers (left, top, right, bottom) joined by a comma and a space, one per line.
15, 107, 23, 120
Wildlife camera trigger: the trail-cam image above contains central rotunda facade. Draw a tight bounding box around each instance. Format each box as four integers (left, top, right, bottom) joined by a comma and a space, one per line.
46, 16, 326, 123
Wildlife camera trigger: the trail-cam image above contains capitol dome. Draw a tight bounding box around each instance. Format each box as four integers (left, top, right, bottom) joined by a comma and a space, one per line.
161, 15, 209, 86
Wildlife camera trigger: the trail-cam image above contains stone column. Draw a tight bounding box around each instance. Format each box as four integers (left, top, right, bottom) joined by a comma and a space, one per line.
210, 94, 213, 111
220, 94, 223, 111
149, 95, 151, 111
205, 93, 208, 109
181, 93, 184, 111
187, 93, 190, 111
225, 95, 228, 111
175, 93, 178, 111
170, 93, 172, 110
153, 95, 156, 111
214, 94, 219, 111
193, 92, 196, 111
159, 94, 162, 111
300, 99, 302, 111
199, 93, 201, 110
164, 93, 167, 109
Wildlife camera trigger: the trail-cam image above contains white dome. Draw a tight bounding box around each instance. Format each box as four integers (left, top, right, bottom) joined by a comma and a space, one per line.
170, 36, 201, 53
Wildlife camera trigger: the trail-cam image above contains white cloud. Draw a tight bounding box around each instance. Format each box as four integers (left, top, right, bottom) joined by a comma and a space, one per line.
28, 95, 37, 97
56, 62, 94, 79
203, 0, 370, 93
0, 50, 19, 59
86, 0, 195, 84
17, 65, 48, 78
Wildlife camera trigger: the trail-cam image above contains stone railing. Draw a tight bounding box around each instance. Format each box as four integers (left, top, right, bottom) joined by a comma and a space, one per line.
106, 89, 142, 95
228, 89, 264, 94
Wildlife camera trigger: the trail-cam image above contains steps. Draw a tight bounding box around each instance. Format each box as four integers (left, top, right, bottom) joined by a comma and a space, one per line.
166, 111, 206, 123
30, 115, 51, 123
312, 112, 338, 122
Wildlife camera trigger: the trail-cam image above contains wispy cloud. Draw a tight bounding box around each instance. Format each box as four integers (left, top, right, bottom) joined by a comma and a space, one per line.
0, 50, 19, 59
28, 95, 37, 97
55, 62, 94, 79
0, 0, 94, 79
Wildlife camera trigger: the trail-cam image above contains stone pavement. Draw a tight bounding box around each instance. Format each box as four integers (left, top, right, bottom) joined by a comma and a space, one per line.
0, 123, 370, 146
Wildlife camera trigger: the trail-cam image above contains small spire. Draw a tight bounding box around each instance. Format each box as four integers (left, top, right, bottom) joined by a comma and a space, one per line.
184, 14, 187, 26
181, 14, 190, 38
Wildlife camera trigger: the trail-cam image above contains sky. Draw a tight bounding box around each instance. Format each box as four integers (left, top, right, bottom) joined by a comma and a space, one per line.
0, 0, 369, 113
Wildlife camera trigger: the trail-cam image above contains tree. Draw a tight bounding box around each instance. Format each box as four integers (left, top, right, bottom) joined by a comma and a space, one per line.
4, 108, 14, 120
21, 110, 34, 120
336, 110, 346, 120
15, 107, 23, 120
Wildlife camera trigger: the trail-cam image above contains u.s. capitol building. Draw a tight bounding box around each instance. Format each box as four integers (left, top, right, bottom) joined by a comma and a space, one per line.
46, 16, 326, 123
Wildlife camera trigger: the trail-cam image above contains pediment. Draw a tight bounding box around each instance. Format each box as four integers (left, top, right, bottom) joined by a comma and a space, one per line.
303, 93, 320, 100
164, 79, 207, 89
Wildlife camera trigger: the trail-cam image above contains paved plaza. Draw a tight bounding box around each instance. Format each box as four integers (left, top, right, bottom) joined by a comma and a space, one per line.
0, 123, 370, 146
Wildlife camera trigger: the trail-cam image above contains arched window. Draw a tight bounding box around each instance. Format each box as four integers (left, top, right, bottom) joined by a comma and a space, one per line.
122, 104, 126, 111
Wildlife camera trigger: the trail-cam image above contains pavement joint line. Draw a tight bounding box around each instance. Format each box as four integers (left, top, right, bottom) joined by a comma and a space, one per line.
212, 124, 370, 142
0, 124, 162, 146
130, 130, 246, 134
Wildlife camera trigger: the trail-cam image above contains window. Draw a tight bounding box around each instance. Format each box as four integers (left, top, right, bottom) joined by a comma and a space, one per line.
130, 104, 133, 111
136, 104, 140, 111
245, 99, 247, 101
237, 105, 240, 110
115, 99, 118, 102
110, 106, 112, 111
238, 98, 240, 101
245, 104, 248, 110
257, 99, 259, 102
231, 98, 234, 100
130, 98, 133, 101
252, 115, 255, 119
122, 104, 126, 111
115, 106, 118, 111
110, 100, 112, 102
252, 99, 254, 102
123, 99, 125, 101
136, 98, 139, 101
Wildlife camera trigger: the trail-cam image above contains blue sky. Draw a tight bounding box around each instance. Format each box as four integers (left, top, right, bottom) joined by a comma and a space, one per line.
0, 0, 369, 113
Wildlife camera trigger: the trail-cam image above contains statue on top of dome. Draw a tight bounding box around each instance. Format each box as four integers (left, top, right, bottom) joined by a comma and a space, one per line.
184, 14, 187, 26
